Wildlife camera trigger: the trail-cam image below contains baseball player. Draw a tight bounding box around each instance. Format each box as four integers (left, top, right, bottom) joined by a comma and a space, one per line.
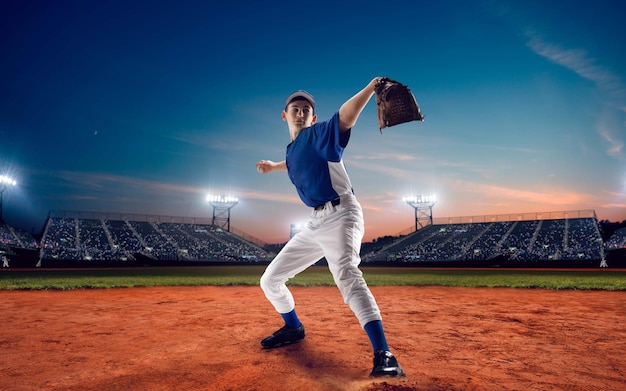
255, 77, 405, 377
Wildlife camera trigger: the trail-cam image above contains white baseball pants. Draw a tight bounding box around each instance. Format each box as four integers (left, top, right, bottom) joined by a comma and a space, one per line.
260, 194, 382, 328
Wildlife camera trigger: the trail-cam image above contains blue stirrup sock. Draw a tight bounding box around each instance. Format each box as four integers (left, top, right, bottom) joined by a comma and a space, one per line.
364, 320, 389, 352
280, 309, 302, 328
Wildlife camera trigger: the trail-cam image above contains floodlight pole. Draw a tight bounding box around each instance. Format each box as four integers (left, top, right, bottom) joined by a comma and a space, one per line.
404, 195, 436, 231
207, 195, 239, 232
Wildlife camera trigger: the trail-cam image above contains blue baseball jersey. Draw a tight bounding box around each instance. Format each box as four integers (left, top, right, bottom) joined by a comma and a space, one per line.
286, 112, 354, 208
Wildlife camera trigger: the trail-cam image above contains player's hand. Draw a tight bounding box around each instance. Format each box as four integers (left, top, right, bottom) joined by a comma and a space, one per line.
256, 160, 275, 174
371, 77, 384, 90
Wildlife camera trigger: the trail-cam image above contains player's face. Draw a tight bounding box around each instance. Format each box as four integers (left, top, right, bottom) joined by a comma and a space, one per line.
283, 101, 315, 127
283, 100, 316, 140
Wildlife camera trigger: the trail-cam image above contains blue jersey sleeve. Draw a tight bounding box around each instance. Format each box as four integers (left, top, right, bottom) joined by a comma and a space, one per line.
311, 112, 350, 162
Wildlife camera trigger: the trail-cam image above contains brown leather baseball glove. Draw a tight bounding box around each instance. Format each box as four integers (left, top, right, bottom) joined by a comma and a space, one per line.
375, 78, 424, 132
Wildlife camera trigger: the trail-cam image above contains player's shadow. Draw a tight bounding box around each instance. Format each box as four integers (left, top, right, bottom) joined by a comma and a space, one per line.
276, 340, 368, 379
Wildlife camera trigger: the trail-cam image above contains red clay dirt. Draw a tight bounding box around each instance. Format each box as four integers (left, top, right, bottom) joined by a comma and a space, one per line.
1, 285, 625, 390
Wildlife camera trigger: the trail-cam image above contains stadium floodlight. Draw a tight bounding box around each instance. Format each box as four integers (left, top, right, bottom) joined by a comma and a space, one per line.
403, 194, 437, 231
206, 194, 239, 232
0, 175, 17, 223
290, 223, 305, 239
206, 194, 239, 205
402, 194, 437, 205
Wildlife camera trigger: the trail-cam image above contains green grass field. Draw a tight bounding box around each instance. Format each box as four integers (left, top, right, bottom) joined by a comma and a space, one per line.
1, 266, 624, 291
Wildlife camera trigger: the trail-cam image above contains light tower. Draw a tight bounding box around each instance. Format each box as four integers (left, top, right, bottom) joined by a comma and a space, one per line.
403, 194, 437, 231
206, 194, 239, 232
0, 175, 17, 223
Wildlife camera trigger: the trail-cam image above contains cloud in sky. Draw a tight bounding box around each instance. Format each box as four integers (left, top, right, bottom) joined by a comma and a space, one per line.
525, 30, 625, 159
458, 179, 587, 207
525, 31, 623, 95
596, 110, 624, 159
54, 170, 302, 206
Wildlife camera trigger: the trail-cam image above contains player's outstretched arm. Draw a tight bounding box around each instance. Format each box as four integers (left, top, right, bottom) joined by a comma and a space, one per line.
338, 77, 381, 132
256, 159, 287, 174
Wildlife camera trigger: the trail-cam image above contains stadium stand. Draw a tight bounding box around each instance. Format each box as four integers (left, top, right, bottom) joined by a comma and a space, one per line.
605, 227, 626, 250
0, 223, 38, 250
0, 222, 40, 267
1, 209, 621, 268
38, 213, 274, 267
605, 227, 626, 266
363, 216, 605, 267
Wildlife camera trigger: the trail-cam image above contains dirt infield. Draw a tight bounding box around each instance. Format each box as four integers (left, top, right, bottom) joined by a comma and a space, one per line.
1, 286, 625, 391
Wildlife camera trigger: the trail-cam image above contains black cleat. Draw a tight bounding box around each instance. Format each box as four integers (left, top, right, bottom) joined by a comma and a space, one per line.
370, 350, 406, 377
261, 324, 305, 349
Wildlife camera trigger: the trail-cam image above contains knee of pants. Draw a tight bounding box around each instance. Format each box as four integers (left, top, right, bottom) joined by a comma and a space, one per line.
260, 271, 282, 296
259, 272, 271, 294
331, 262, 364, 284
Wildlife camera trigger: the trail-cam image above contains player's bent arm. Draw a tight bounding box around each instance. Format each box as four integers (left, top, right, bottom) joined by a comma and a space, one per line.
256, 159, 287, 174
338, 77, 380, 132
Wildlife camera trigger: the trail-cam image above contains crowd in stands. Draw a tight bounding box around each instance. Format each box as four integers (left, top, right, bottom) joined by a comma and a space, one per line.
0, 215, 618, 267
365, 217, 605, 264
39, 217, 273, 264
605, 227, 626, 250
0, 223, 38, 250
